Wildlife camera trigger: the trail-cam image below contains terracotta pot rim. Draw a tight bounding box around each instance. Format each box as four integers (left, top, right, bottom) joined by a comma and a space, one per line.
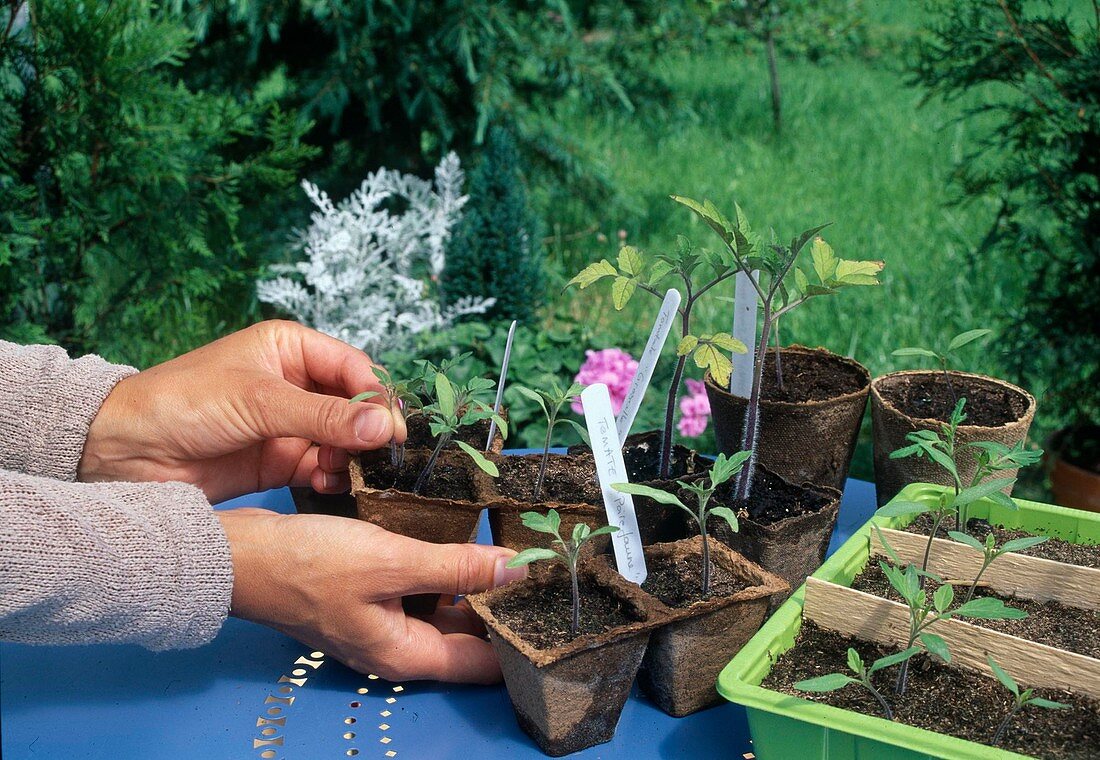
349, 450, 490, 512
703, 344, 871, 411
467, 560, 658, 668
640, 536, 789, 620
871, 369, 1036, 431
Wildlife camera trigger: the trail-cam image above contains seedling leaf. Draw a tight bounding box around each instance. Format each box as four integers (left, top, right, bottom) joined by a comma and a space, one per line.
954, 597, 1028, 620
454, 440, 499, 477
920, 633, 951, 663
567, 260, 617, 289
794, 673, 857, 692
709, 506, 740, 534
1000, 536, 1049, 553
869, 646, 922, 673
349, 391, 381, 403
611, 482, 687, 510
948, 329, 993, 352
987, 656, 1019, 696
948, 530, 986, 552
507, 548, 560, 567
876, 500, 934, 518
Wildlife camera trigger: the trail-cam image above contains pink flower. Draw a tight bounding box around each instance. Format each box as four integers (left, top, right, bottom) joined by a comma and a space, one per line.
677, 378, 711, 437
571, 348, 639, 415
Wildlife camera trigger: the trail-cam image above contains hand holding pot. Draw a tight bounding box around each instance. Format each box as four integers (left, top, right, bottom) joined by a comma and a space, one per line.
78, 320, 405, 502
218, 508, 524, 683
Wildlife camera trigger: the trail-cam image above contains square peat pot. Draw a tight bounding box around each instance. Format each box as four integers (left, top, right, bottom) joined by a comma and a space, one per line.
715, 483, 1100, 760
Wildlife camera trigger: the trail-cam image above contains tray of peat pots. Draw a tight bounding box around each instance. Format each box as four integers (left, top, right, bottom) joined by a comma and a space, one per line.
612, 451, 789, 716
348, 365, 507, 614
872, 329, 1036, 505
704, 345, 871, 492
467, 510, 660, 756
717, 423, 1100, 759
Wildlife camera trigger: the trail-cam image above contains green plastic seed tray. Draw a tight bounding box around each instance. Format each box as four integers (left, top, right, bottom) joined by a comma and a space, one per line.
716, 483, 1100, 760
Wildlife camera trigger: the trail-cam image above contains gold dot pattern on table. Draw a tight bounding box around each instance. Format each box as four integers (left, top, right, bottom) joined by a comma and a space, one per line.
380, 710, 391, 718
385, 752, 397, 758
251, 649, 325, 758
342, 677, 405, 758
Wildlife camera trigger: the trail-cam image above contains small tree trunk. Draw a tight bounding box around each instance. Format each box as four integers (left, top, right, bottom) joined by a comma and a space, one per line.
766, 27, 782, 133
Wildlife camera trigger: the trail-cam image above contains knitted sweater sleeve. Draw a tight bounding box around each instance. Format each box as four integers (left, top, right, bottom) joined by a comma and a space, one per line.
0, 341, 233, 650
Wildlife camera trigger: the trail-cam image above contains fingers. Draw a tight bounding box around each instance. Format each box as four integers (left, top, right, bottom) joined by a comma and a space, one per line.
425, 598, 488, 637
377, 539, 526, 597
389, 617, 502, 684
272, 321, 386, 399
252, 383, 396, 451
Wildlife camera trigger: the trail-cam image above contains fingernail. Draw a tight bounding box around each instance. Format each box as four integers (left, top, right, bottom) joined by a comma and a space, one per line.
321, 471, 335, 490
355, 408, 389, 444
493, 555, 527, 587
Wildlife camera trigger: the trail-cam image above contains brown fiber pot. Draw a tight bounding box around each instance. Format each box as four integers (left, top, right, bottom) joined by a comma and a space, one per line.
708, 466, 841, 610
633, 537, 788, 716
466, 561, 657, 756
350, 447, 494, 614
871, 370, 1036, 506
568, 430, 713, 545
484, 452, 611, 553
704, 345, 870, 492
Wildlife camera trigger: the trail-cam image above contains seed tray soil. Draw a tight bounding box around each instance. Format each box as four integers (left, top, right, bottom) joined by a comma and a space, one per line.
494, 454, 602, 505
714, 467, 833, 524
359, 455, 478, 501
755, 349, 867, 404
878, 373, 1028, 427
640, 551, 748, 609
903, 514, 1100, 569
488, 573, 634, 650
850, 562, 1100, 659
764, 621, 1100, 760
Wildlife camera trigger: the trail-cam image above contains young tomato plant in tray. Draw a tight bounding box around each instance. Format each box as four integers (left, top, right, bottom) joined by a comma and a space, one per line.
506, 510, 619, 635
610, 451, 749, 594
350, 366, 423, 469
877, 398, 1043, 572
794, 646, 921, 720
947, 531, 1049, 605
986, 656, 1070, 746
874, 531, 1027, 696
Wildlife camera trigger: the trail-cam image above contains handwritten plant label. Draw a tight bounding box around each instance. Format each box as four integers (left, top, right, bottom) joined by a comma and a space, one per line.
485, 319, 517, 451
730, 270, 758, 397
582, 384, 647, 584
616, 288, 681, 444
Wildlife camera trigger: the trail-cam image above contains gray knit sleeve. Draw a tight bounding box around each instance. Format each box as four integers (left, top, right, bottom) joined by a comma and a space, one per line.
0, 468, 233, 650
0, 340, 137, 481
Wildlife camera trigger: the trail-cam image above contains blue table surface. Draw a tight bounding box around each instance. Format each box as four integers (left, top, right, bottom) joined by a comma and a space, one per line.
1, 457, 877, 760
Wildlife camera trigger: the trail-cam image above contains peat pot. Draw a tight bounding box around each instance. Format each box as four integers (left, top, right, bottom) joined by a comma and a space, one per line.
467, 560, 657, 756
705, 345, 870, 492
871, 370, 1036, 505
633, 536, 788, 716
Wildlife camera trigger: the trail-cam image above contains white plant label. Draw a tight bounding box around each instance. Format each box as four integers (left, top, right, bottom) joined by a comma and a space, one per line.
485, 319, 517, 451
616, 288, 681, 445
730, 270, 758, 397
582, 384, 647, 584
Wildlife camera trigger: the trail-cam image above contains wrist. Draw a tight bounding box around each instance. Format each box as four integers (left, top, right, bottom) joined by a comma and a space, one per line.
78, 373, 138, 482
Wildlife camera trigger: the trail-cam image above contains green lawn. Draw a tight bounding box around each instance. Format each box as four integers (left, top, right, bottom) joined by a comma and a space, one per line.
545, 39, 1029, 482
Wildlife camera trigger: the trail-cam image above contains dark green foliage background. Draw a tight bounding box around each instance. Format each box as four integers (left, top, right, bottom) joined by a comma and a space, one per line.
0, 0, 317, 365
912, 0, 1099, 433
443, 127, 545, 324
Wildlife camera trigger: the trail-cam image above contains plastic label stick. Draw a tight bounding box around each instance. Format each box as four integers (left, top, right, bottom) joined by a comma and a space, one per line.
583, 384, 647, 584
616, 288, 681, 445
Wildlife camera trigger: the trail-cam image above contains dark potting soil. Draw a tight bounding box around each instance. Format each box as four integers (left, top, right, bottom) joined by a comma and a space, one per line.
757, 349, 867, 404
495, 454, 603, 505
903, 514, 1100, 570
851, 562, 1100, 659
640, 549, 747, 608
622, 440, 697, 482
713, 467, 833, 525
404, 414, 496, 450
880, 372, 1028, 426
764, 620, 1100, 759
359, 455, 479, 501
489, 573, 635, 650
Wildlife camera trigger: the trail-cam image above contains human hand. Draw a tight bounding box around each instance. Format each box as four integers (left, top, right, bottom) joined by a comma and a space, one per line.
218, 508, 523, 683
79, 320, 404, 503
